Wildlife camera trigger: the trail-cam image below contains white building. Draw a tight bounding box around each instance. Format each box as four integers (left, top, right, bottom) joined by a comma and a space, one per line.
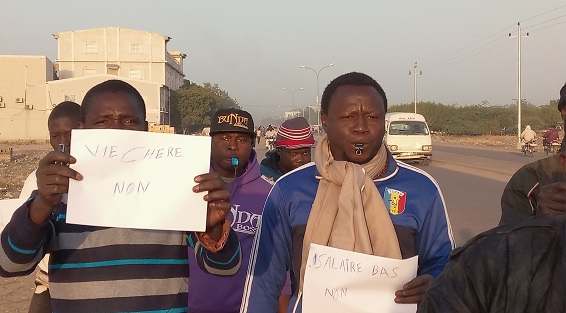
0, 27, 187, 140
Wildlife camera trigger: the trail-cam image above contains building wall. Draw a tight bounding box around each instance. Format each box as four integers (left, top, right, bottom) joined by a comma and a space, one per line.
47, 75, 163, 124
0, 56, 53, 140
54, 27, 184, 90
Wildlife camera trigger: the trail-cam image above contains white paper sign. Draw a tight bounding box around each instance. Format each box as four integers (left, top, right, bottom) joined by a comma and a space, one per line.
67, 129, 211, 231
303, 244, 418, 313
0, 199, 26, 231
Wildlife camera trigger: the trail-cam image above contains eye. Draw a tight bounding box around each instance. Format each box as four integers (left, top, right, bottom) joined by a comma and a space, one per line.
95, 120, 106, 125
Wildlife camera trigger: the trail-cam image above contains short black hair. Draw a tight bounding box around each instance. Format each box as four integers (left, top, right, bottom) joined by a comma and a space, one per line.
81, 80, 146, 121
558, 82, 566, 112
321, 72, 387, 115
49, 101, 81, 123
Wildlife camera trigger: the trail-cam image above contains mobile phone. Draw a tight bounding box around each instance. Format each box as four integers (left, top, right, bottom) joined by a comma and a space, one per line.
57, 144, 68, 166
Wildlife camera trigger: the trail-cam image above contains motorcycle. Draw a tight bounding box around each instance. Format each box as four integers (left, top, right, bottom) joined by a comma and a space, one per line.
543, 139, 561, 155
265, 137, 276, 151
521, 141, 537, 157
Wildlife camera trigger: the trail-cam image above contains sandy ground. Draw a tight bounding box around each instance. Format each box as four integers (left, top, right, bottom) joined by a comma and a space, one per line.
0, 143, 50, 313
433, 134, 521, 151
432, 134, 562, 152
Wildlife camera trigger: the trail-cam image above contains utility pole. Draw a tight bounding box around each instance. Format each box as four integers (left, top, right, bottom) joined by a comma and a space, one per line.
409, 62, 422, 113
509, 22, 529, 149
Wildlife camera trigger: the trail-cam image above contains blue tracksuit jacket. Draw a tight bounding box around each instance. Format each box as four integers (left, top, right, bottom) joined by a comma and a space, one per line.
240, 154, 455, 313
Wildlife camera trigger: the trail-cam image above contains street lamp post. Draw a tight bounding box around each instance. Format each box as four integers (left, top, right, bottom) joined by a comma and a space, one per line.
298, 64, 335, 125
409, 62, 422, 114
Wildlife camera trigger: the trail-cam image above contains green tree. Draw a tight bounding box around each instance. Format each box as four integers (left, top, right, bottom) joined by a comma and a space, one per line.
389, 101, 561, 135
170, 81, 239, 134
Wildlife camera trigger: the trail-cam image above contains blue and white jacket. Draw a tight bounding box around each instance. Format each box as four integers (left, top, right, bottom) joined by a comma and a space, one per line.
240, 154, 455, 313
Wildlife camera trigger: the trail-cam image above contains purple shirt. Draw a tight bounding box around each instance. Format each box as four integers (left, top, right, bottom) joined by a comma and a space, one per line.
188, 152, 272, 313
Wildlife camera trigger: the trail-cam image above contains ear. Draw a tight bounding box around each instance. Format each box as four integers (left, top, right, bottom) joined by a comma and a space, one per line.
321, 113, 328, 132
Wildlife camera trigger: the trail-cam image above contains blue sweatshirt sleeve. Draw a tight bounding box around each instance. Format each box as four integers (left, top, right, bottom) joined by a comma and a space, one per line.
417, 190, 455, 277
240, 184, 291, 313
0, 200, 52, 277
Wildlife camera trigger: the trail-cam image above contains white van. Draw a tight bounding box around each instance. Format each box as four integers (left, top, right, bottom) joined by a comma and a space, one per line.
384, 112, 432, 163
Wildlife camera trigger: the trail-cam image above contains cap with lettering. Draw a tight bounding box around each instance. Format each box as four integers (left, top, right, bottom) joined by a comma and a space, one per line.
210, 108, 255, 136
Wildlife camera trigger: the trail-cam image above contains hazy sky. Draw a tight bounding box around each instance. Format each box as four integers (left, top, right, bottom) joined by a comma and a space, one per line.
2, 0, 566, 120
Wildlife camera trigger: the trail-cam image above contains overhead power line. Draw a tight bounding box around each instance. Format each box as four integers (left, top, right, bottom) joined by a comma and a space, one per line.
519, 2, 566, 24
523, 12, 566, 30
528, 19, 566, 32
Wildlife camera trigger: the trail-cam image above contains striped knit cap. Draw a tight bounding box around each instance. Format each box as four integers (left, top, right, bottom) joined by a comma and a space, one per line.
274, 117, 315, 149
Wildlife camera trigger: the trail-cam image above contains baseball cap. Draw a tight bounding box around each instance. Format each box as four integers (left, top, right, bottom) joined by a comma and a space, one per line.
210, 108, 255, 136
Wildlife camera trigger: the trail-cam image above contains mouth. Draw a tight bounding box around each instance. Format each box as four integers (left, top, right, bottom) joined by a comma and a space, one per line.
353, 143, 366, 156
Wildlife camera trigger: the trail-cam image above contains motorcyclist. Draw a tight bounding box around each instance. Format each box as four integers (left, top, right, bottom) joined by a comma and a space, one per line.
264, 125, 277, 150
543, 126, 560, 147
521, 125, 537, 145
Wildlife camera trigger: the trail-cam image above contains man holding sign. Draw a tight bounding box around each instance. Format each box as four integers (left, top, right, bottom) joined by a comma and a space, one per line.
240, 72, 454, 313
0, 80, 241, 313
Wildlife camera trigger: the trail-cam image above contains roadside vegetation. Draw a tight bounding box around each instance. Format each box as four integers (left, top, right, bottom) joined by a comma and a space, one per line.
390, 101, 562, 135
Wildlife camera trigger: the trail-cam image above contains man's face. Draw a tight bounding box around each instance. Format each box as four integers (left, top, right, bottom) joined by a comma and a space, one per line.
48, 117, 81, 151
321, 85, 385, 164
278, 147, 312, 173
83, 92, 147, 131
211, 132, 253, 177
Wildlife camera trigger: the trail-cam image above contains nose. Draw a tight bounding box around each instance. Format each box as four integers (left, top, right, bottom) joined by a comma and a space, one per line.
353, 115, 369, 134
107, 119, 123, 130
227, 137, 238, 151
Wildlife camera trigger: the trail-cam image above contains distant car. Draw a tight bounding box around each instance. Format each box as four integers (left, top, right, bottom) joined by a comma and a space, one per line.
385, 113, 432, 164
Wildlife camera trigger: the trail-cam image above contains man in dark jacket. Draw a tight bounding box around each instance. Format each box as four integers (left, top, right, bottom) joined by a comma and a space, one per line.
500, 140, 566, 224
418, 215, 566, 313
260, 117, 315, 182
500, 83, 566, 225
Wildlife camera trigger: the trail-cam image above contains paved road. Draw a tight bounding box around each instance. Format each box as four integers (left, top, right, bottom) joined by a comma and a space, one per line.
416, 143, 548, 245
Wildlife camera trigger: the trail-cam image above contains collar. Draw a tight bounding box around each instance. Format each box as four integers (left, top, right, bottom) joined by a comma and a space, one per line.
374, 152, 399, 182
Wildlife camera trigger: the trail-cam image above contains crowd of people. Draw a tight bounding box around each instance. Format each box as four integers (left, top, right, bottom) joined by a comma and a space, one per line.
0, 74, 565, 313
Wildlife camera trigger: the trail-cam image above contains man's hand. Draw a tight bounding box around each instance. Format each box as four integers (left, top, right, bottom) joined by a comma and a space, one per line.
193, 173, 231, 240
394, 274, 433, 304
30, 151, 82, 225
536, 182, 566, 216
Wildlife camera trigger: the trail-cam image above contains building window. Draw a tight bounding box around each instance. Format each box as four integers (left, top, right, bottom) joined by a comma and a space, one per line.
83, 67, 97, 76
85, 41, 98, 54
64, 95, 76, 102
129, 69, 143, 80
130, 43, 143, 54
